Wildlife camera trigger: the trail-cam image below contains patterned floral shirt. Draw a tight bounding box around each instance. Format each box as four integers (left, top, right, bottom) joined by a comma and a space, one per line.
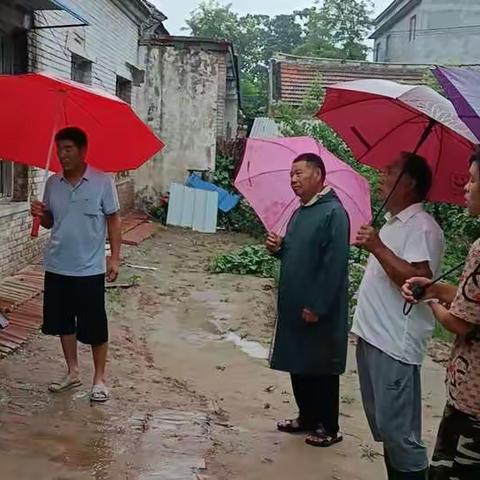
447, 239, 480, 419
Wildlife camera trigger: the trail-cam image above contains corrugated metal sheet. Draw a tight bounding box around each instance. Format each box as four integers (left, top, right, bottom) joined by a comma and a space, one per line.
249, 117, 282, 138
167, 183, 218, 233
0, 266, 44, 358
273, 55, 429, 106
192, 189, 218, 233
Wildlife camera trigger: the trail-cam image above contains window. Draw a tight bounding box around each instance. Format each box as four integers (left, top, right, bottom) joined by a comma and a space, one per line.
409, 15, 417, 42
116, 76, 132, 104
385, 35, 392, 61
71, 53, 92, 85
374, 42, 381, 62
0, 31, 27, 200
115, 76, 133, 180
0, 161, 13, 199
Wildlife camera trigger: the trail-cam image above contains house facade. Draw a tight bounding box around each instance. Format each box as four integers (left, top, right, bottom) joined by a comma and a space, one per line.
0, 0, 167, 278
372, 0, 480, 64
135, 35, 241, 199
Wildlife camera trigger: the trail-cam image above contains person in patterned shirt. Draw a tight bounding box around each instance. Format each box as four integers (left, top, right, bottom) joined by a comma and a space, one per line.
403, 149, 480, 479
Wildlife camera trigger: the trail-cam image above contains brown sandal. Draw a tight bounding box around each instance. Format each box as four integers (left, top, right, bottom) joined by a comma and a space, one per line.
277, 418, 313, 433
305, 427, 343, 447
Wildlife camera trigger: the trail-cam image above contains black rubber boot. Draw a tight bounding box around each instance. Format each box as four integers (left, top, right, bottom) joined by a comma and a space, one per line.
402, 469, 428, 480
384, 450, 397, 480
393, 468, 428, 479
384, 450, 428, 480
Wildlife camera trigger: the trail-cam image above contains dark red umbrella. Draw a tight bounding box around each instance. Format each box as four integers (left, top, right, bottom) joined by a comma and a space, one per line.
0, 73, 164, 235
318, 79, 477, 211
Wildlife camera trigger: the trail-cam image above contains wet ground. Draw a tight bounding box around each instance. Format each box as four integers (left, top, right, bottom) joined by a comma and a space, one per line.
0, 227, 449, 479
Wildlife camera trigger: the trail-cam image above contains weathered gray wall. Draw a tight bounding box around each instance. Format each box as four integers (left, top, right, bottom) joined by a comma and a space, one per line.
135, 45, 227, 199
374, 0, 480, 64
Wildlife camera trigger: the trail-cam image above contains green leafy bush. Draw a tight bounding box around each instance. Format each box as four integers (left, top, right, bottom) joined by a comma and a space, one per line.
211, 245, 279, 278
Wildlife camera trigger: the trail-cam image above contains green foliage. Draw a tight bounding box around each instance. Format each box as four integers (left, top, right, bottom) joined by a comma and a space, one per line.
422, 70, 444, 95
295, 1, 373, 60
185, 0, 374, 121
211, 245, 279, 278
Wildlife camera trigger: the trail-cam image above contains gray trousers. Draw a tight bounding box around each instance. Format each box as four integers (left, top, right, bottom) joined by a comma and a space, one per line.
356, 338, 428, 472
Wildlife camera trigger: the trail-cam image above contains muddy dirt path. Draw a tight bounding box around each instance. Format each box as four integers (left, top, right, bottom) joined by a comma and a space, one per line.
0, 227, 448, 479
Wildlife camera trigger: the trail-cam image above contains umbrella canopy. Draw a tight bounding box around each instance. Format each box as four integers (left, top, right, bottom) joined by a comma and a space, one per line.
0, 72, 164, 173
235, 137, 372, 243
433, 66, 480, 142
318, 79, 477, 206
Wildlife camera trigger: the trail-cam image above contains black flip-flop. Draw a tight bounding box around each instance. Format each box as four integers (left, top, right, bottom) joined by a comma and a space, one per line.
305, 428, 343, 447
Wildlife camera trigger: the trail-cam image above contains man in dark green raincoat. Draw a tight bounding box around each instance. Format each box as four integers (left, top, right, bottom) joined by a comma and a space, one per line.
266, 153, 350, 448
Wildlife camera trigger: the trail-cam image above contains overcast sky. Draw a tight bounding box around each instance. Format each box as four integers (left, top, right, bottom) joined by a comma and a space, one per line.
151, 0, 393, 35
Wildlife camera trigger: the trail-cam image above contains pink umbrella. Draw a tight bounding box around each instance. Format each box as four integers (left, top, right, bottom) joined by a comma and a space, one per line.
234, 137, 372, 243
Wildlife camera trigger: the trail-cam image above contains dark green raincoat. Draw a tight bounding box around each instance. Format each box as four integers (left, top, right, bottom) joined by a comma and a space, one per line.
270, 190, 350, 376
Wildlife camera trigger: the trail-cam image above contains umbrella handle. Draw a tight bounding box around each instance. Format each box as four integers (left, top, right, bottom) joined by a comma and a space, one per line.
31, 217, 41, 238
29, 111, 60, 239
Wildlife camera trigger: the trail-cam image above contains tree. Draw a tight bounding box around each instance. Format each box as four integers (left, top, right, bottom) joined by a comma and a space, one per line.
293, 7, 342, 58
185, 1, 241, 44
322, 0, 373, 60
184, 1, 374, 120
261, 14, 304, 62
293, 1, 373, 60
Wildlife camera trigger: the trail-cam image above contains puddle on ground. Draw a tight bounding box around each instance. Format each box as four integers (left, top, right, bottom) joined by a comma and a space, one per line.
131, 409, 211, 480
223, 332, 269, 360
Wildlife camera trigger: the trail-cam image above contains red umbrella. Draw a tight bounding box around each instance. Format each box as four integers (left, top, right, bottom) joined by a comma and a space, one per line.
318, 79, 477, 208
0, 72, 164, 235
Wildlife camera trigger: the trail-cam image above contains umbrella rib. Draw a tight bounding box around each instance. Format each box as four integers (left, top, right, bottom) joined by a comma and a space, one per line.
433, 125, 444, 181
239, 166, 360, 184
441, 125, 476, 149
253, 138, 310, 155
238, 169, 291, 184
322, 94, 475, 146
275, 196, 300, 233
319, 96, 385, 115
245, 139, 304, 187
66, 93, 105, 126
357, 113, 424, 161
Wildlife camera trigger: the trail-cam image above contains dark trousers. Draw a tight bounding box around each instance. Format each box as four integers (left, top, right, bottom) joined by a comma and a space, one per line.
290, 373, 340, 434
430, 403, 480, 480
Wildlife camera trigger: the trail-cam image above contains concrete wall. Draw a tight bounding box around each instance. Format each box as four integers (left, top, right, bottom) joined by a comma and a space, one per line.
135, 44, 228, 199
374, 0, 480, 64
0, 0, 147, 278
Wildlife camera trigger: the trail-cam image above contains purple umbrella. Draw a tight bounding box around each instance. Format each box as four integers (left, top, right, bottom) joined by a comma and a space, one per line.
433, 67, 480, 142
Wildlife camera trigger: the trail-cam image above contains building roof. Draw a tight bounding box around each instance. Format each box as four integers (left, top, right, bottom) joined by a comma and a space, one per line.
141, 35, 233, 52
140, 0, 167, 22
249, 117, 282, 138
271, 53, 428, 106
370, 0, 421, 39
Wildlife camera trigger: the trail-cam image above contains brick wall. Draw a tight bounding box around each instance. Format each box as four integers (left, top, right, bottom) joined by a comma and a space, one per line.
0, 206, 46, 278
116, 179, 135, 215
216, 54, 227, 139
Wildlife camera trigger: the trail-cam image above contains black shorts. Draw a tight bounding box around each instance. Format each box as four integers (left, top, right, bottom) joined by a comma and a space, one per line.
42, 271, 108, 346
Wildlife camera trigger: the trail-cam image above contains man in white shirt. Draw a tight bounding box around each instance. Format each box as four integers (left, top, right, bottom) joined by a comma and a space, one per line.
353, 152, 445, 480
